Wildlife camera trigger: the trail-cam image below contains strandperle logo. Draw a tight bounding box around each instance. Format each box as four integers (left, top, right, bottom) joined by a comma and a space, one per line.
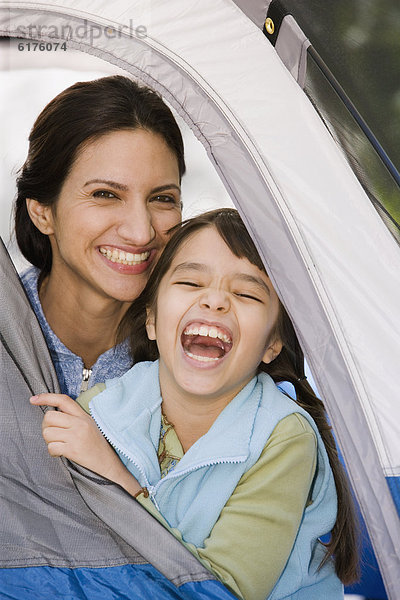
15, 19, 147, 45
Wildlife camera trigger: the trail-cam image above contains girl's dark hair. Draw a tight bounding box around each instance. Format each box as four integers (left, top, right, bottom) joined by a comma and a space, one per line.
15, 75, 185, 275
118, 207, 359, 585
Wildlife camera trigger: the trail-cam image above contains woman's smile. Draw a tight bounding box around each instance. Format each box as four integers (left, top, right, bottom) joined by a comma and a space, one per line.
98, 245, 157, 275
99, 246, 151, 266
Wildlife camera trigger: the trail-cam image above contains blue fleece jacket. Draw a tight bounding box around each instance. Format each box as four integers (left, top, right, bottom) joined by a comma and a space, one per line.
90, 360, 342, 599
90, 361, 343, 600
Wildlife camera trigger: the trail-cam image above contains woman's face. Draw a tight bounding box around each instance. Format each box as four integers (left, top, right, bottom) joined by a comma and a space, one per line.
40, 129, 181, 305
146, 226, 282, 407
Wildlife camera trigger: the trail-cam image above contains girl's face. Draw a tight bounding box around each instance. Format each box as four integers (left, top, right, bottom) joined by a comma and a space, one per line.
30, 129, 181, 305
146, 226, 282, 407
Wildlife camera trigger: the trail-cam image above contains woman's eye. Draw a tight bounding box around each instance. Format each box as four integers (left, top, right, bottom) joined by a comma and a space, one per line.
151, 194, 178, 205
92, 190, 118, 199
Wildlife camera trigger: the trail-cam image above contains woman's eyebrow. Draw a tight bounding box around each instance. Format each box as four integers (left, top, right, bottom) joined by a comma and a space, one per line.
151, 184, 181, 194
83, 180, 181, 194
84, 179, 128, 191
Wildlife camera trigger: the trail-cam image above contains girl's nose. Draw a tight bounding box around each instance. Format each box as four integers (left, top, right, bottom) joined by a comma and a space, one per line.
116, 200, 156, 246
199, 289, 230, 312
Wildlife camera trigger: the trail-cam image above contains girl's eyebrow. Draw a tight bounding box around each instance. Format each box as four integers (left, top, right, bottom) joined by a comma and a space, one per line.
171, 262, 206, 274
171, 263, 270, 296
234, 273, 271, 296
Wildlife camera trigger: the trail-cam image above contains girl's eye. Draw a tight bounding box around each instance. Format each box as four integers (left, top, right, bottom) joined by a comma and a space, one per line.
92, 190, 118, 199
235, 292, 262, 303
174, 281, 201, 288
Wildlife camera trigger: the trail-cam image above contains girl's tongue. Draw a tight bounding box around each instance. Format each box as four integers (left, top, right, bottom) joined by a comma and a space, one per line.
183, 335, 225, 359
181, 325, 233, 360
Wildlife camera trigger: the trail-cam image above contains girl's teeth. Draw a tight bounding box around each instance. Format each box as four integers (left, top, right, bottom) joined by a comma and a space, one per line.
100, 248, 150, 265
185, 351, 219, 363
183, 325, 231, 344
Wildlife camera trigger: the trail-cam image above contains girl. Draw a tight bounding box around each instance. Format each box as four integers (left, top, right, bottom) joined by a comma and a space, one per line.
31, 209, 358, 600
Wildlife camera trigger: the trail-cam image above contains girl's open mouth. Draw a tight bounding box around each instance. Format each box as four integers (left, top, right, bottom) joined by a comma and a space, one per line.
181, 322, 233, 363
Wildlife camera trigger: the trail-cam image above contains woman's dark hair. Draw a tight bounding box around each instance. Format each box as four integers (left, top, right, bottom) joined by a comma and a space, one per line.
15, 75, 185, 275
118, 207, 359, 585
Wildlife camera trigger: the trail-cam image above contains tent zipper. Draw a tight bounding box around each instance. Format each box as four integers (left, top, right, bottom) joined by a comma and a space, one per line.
80, 367, 92, 393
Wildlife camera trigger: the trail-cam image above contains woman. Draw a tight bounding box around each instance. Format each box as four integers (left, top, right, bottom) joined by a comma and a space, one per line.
15, 75, 185, 398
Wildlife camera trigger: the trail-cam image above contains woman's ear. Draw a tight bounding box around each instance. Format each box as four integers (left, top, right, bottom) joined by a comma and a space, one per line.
145, 307, 156, 341
262, 338, 283, 365
26, 198, 55, 235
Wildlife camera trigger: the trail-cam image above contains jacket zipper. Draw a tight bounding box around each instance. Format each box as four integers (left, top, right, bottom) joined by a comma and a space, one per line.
89, 404, 153, 495
153, 455, 246, 496
90, 404, 246, 503
80, 367, 92, 393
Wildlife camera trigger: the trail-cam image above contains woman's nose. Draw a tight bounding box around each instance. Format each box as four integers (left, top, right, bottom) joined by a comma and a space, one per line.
199, 289, 230, 312
116, 200, 156, 246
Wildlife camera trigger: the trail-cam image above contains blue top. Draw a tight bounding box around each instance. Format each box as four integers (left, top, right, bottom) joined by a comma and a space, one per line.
90, 361, 342, 599
20, 267, 132, 399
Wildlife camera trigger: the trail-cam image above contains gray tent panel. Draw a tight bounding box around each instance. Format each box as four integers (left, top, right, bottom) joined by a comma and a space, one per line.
233, 0, 309, 87
232, 0, 270, 29
0, 238, 217, 587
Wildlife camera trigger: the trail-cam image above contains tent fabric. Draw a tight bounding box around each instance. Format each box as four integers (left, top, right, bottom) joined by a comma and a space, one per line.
0, 0, 399, 597
0, 238, 236, 600
0, 566, 231, 600
234, 0, 400, 234
232, 0, 270, 29
273, 15, 309, 87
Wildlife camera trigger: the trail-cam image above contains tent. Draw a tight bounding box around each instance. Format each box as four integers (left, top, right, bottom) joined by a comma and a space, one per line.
0, 238, 238, 600
0, 1, 399, 598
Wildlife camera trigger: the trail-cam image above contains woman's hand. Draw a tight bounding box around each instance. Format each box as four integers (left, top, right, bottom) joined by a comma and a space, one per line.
30, 393, 143, 497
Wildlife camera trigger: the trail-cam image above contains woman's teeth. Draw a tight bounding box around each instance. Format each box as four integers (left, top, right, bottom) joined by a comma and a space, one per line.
100, 247, 150, 265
